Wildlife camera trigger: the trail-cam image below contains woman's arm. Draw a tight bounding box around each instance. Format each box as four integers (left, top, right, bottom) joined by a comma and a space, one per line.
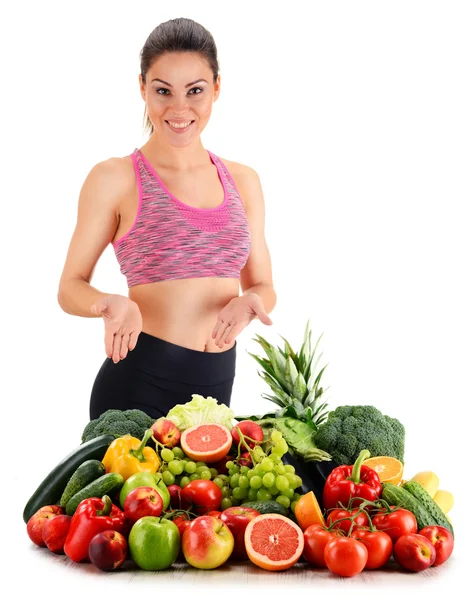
238, 165, 277, 314
57, 159, 126, 318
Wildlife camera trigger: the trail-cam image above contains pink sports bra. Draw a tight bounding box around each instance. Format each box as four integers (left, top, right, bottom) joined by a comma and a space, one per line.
113, 148, 252, 288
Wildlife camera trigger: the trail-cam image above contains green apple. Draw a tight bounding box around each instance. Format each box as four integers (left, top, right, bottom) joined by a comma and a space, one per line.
128, 516, 180, 570
119, 472, 170, 510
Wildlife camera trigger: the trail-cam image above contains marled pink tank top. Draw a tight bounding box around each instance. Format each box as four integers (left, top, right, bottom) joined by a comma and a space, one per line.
113, 148, 252, 288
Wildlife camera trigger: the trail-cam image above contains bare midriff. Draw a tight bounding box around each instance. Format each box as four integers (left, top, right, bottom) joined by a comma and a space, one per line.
128, 278, 240, 353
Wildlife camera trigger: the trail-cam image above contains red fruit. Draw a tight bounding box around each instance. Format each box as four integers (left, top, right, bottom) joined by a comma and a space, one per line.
26, 505, 64, 547
88, 530, 128, 571
324, 537, 368, 577
219, 506, 260, 560
350, 529, 393, 569
182, 480, 222, 515
303, 524, 339, 567
237, 452, 253, 468
182, 516, 234, 569
418, 526, 454, 566
231, 421, 264, 449
151, 418, 181, 448
168, 484, 193, 510
393, 533, 436, 572
42, 515, 72, 554
372, 508, 418, 542
124, 486, 163, 523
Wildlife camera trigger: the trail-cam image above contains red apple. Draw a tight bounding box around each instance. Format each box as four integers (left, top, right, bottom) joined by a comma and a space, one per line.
124, 486, 163, 523
26, 505, 64, 547
182, 515, 234, 569
42, 515, 72, 554
88, 530, 128, 571
231, 421, 264, 448
418, 526, 454, 566
168, 484, 193, 510
151, 418, 181, 447
393, 533, 437, 572
219, 506, 260, 560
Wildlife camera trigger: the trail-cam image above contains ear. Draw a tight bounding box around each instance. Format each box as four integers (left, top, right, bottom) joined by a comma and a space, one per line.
213, 74, 221, 102
138, 73, 146, 102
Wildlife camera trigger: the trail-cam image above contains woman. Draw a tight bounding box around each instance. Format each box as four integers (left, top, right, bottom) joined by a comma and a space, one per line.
57, 18, 277, 420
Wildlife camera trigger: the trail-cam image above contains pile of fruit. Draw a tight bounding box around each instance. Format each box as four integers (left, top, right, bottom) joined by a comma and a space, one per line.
23, 407, 455, 575
23, 321, 455, 575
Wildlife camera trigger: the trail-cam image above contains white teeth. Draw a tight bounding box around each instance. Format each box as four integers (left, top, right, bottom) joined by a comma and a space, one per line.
168, 121, 192, 129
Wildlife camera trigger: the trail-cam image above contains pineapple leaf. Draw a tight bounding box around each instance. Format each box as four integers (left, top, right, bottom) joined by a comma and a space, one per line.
293, 371, 308, 402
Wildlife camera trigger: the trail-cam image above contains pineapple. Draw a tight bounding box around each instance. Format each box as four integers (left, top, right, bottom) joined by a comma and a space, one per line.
246, 318, 330, 428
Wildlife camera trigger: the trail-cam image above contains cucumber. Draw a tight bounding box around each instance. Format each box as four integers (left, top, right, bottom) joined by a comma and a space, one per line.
23, 434, 115, 524
402, 481, 454, 538
59, 460, 106, 507
381, 483, 454, 538
65, 472, 124, 516
241, 500, 288, 517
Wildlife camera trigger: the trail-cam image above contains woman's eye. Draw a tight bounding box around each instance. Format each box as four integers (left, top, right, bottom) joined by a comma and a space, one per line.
155, 87, 203, 95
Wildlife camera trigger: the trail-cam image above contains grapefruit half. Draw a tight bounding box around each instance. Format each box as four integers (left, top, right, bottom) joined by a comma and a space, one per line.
181, 423, 233, 463
244, 513, 304, 571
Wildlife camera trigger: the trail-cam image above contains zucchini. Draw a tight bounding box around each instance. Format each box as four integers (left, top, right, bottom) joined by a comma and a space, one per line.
402, 481, 454, 538
381, 483, 454, 538
59, 460, 106, 507
23, 434, 115, 523
241, 500, 288, 517
65, 472, 124, 516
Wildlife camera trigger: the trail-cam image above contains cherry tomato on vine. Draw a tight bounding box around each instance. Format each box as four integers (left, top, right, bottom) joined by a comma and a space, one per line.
324, 537, 368, 577
350, 528, 393, 569
326, 508, 369, 534
372, 508, 417, 542
303, 524, 340, 567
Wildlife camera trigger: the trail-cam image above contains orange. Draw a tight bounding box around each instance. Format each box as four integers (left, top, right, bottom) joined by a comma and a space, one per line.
362, 456, 404, 485
180, 423, 233, 462
294, 491, 326, 531
244, 513, 304, 571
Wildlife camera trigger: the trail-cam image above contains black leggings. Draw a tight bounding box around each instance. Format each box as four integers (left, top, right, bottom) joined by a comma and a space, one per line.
89, 331, 237, 420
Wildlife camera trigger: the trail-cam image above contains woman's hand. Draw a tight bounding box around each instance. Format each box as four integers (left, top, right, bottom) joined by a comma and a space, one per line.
212, 293, 273, 348
91, 295, 143, 363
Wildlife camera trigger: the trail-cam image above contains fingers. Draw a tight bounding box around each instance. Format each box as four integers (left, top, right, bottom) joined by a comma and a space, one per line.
214, 320, 229, 347
119, 334, 131, 360
105, 329, 114, 359
112, 333, 122, 364
129, 330, 140, 351
215, 320, 236, 348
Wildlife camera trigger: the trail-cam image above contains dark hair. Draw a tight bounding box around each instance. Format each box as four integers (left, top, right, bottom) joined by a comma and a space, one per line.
139, 18, 220, 137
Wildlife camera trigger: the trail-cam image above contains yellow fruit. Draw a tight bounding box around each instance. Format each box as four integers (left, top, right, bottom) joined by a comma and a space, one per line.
362, 456, 404, 485
433, 489, 454, 513
409, 471, 439, 497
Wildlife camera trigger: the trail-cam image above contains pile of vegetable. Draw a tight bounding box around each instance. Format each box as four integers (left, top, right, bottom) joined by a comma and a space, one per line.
22, 319, 455, 576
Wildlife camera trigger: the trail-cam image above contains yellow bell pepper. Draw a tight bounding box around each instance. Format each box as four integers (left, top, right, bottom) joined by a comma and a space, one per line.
102, 429, 160, 481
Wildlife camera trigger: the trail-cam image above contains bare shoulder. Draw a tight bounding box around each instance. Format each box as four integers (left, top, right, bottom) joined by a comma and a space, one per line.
220, 158, 262, 212
82, 153, 136, 217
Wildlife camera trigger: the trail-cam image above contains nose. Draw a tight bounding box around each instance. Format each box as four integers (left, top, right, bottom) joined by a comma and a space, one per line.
172, 94, 190, 112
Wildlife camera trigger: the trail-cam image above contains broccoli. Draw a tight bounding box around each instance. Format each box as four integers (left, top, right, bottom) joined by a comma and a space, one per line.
313, 405, 405, 465
81, 409, 156, 443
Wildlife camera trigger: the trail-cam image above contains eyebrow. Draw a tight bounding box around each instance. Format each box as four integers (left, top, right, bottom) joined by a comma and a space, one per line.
151, 78, 208, 87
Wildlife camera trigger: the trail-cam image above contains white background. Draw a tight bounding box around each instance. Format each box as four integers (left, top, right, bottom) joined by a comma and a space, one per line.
2, 1, 475, 598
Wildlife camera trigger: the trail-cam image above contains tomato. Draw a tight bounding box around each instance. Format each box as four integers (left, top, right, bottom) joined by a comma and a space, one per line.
207, 511, 222, 518
181, 480, 222, 515
303, 524, 339, 567
350, 529, 393, 569
372, 508, 418, 542
326, 508, 369, 534
172, 514, 192, 537
324, 537, 368, 577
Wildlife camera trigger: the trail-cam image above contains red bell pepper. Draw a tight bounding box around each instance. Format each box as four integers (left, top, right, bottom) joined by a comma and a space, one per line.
322, 449, 382, 510
63, 495, 125, 563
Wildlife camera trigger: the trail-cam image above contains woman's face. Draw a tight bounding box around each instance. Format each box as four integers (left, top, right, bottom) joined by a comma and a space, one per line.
140, 52, 220, 145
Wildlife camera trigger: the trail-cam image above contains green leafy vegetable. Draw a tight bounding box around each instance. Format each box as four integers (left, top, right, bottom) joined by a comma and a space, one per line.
165, 394, 235, 431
